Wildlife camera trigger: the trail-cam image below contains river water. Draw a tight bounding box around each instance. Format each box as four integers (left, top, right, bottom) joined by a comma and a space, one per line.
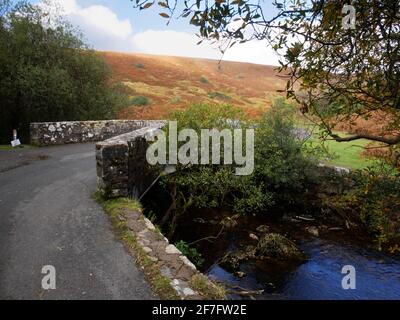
207, 238, 400, 300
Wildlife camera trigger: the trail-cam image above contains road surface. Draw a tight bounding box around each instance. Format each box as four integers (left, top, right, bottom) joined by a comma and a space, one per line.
0, 143, 154, 300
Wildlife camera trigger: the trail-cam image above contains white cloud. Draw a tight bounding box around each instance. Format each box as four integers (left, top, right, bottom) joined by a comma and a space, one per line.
74, 5, 132, 39
41, 0, 280, 65
224, 40, 280, 66
69, 4, 134, 51
132, 30, 280, 66
131, 30, 220, 60
42, 0, 135, 51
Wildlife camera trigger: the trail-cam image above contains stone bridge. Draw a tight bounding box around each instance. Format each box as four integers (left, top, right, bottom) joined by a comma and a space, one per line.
30, 120, 166, 198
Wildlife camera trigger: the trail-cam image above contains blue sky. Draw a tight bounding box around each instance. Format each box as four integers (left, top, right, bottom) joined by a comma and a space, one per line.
48, 0, 196, 32
31, 0, 280, 65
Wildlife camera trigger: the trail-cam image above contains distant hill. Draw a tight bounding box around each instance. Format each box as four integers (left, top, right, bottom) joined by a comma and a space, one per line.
101, 52, 288, 120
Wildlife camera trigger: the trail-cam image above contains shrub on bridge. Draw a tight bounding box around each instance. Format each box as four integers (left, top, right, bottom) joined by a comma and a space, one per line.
152, 102, 319, 238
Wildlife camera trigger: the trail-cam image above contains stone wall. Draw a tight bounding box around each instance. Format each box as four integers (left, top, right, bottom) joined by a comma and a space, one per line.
96, 122, 166, 198
30, 120, 162, 146
121, 206, 222, 299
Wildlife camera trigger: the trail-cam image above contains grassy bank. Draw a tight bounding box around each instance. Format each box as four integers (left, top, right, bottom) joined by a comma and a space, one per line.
0, 144, 34, 151
307, 135, 380, 170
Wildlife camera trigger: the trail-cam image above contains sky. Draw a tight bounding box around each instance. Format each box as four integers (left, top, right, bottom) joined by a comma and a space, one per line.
31, 0, 280, 66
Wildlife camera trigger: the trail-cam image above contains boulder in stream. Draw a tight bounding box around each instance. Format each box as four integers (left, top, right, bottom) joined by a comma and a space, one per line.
257, 233, 307, 262
305, 226, 319, 237
220, 233, 307, 272
220, 245, 257, 272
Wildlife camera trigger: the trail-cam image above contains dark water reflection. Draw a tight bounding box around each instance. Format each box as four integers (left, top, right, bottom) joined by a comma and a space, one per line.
207, 238, 400, 300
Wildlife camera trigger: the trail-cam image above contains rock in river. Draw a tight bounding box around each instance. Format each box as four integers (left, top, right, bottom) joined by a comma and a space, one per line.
257, 233, 307, 262
305, 226, 319, 237
220, 246, 257, 272
219, 233, 307, 272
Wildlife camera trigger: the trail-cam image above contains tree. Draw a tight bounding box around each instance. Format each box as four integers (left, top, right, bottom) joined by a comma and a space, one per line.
132, 0, 400, 163
0, 0, 127, 143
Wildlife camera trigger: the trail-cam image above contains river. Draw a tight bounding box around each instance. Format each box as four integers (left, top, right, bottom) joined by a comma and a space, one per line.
207, 238, 400, 300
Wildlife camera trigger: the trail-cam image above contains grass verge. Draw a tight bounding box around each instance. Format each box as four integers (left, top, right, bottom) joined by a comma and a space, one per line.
94, 191, 180, 300
0, 144, 34, 151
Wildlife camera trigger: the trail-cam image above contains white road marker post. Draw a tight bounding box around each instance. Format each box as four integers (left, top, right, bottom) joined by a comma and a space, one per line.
11, 129, 21, 147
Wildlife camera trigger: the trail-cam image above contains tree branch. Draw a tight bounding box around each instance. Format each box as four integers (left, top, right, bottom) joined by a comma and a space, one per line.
330, 133, 400, 145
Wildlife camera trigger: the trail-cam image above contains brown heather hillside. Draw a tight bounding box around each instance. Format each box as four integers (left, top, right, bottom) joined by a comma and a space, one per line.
100, 51, 288, 120
101, 52, 394, 154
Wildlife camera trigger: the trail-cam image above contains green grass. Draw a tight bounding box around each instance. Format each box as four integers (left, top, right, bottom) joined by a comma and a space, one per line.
0, 144, 33, 151
189, 273, 226, 300
307, 134, 380, 170
292, 109, 383, 171
101, 196, 142, 214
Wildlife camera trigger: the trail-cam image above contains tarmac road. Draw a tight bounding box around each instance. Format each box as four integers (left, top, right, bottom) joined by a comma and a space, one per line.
0, 143, 154, 300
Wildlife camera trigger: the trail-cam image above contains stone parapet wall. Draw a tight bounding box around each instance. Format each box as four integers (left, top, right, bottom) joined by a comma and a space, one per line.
30, 120, 162, 146
96, 121, 166, 198
122, 207, 222, 299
